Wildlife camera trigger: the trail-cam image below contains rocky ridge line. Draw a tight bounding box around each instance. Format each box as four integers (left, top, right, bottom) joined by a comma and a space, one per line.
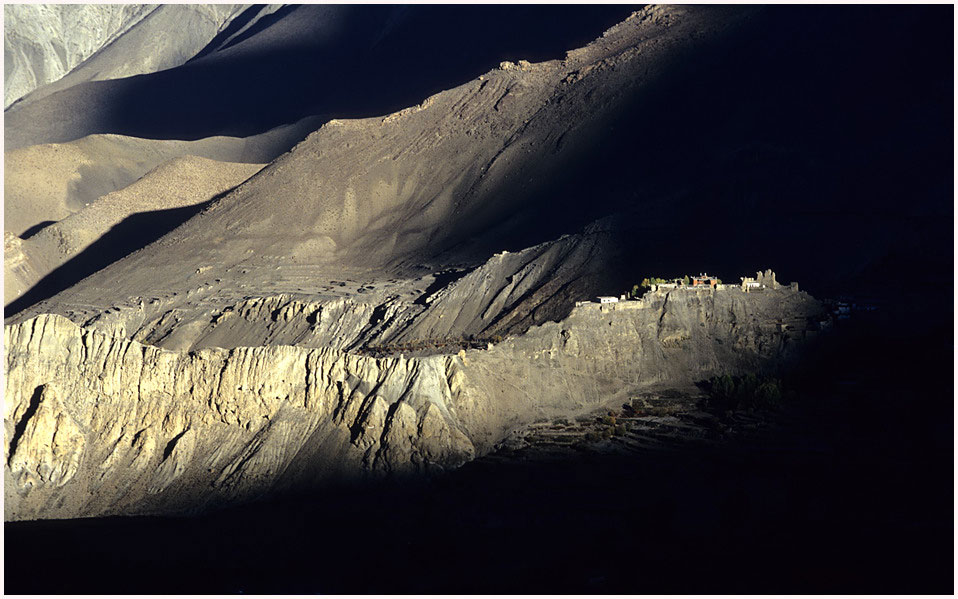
5, 276, 822, 521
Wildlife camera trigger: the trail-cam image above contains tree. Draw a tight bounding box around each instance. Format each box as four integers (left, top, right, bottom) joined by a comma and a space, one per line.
708, 373, 784, 412
754, 379, 782, 408
712, 374, 735, 402
640, 277, 666, 289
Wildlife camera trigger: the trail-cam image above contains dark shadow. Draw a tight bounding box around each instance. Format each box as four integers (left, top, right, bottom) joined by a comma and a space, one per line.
1, 7, 951, 594
161, 430, 189, 461
213, 4, 300, 54
4, 319, 952, 594
6, 5, 637, 147
7, 385, 44, 462
6, 6, 950, 327
419, 5, 952, 303
186, 5, 275, 63
412, 267, 474, 306
19, 221, 56, 239
5, 201, 215, 316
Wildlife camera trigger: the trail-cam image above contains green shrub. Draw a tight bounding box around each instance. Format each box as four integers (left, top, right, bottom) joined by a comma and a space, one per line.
711, 374, 735, 402
639, 277, 668, 289
754, 380, 782, 409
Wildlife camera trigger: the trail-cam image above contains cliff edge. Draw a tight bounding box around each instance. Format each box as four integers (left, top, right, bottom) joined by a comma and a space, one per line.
4, 274, 822, 521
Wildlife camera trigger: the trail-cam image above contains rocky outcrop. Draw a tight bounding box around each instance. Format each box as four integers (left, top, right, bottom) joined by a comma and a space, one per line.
130, 295, 406, 353
393, 231, 612, 344
4, 279, 822, 521
4, 313, 477, 521
4, 233, 40, 306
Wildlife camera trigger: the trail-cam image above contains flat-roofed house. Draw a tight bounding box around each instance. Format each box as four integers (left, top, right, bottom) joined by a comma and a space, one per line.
692, 274, 719, 287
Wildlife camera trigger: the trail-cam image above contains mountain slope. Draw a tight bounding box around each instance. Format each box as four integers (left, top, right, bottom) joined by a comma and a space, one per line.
5, 5, 635, 148
4, 4, 153, 108
3, 4, 951, 527
10, 4, 248, 109
5, 155, 265, 307
4, 115, 322, 238
11, 6, 754, 333
8, 4, 952, 334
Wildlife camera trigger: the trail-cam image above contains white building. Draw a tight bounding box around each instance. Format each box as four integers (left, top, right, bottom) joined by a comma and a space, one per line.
597, 296, 619, 304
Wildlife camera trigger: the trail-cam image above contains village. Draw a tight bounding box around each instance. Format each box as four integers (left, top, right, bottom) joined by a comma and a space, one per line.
576, 269, 798, 308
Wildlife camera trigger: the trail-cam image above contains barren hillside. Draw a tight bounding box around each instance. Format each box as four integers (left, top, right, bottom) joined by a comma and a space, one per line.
3, 5, 952, 593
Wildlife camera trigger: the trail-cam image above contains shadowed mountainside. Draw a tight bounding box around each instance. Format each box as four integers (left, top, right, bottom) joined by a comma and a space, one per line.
4, 315, 952, 593
5, 155, 264, 311
3, 6, 952, 593
5, 4, 247, 109
5, 5, 636, 148
9, 5, 951, 323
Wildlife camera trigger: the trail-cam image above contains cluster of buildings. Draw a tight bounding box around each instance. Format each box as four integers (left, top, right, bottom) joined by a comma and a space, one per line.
646, 272, 779, 294
651, 273, 721, 292
578, 270, 796, 307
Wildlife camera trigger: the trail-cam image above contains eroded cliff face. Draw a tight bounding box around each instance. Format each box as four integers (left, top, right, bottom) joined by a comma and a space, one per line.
4, 312, 476, 521
3, 6, 826, 523
4, 282, 822, 521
